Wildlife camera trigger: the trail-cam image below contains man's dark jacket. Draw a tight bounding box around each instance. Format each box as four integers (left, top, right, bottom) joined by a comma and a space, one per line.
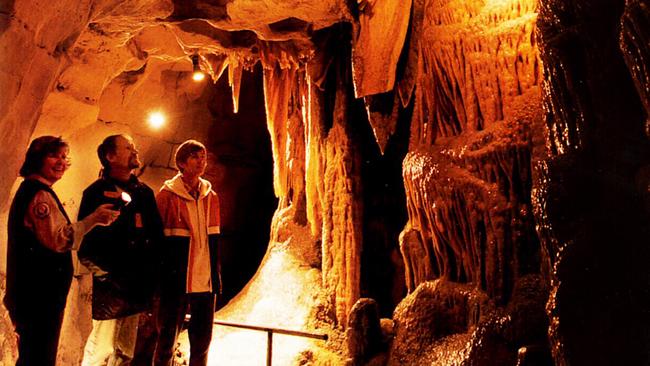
77, 175, 163, 320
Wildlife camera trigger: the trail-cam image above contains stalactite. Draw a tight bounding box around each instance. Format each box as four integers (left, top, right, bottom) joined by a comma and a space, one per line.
397, 0, 425, 108
363, 91, 399, 155
258, 40, 304, 71
258, 27, 364, 328
351, 0, 412, 98
261, 62, 296, 198
204, 53, 228, 82
304, 26, 364, 327
228, 57, 243, 113
304, 75, 326, 237
286, 71, 308, 225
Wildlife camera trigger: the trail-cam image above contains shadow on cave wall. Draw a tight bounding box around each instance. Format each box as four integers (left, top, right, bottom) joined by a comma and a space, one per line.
0, 1, 14, 34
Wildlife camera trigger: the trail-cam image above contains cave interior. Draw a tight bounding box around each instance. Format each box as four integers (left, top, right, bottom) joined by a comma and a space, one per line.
1, 0, 650, 365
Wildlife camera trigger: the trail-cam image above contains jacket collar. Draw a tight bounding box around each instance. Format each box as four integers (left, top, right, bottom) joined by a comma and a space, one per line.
26, 174, 54, 187
104, 174, 140, 191
161, 173, 211, 201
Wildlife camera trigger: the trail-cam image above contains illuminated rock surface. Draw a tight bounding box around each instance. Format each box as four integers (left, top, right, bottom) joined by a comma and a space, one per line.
1, 0, 649, 365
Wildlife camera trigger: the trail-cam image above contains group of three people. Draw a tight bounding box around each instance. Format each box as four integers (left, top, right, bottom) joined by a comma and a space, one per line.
5, 134, 222, 366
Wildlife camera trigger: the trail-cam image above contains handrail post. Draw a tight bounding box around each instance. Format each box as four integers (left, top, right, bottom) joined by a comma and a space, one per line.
267, 330, 273, 366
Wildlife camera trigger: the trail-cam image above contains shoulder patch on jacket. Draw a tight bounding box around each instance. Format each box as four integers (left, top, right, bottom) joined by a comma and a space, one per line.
33, 202, 51, 219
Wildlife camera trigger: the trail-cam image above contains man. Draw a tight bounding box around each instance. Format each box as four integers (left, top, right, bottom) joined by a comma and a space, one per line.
78, 134, 163, 366
154, 140, 221, 366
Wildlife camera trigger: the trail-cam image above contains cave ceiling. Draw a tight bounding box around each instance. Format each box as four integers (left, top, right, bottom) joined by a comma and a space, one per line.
24, 0, 357, 138
73, 0, 353, 68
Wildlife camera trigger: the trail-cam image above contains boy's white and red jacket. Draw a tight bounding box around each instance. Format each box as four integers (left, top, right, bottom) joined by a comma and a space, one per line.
156, 173, 221, 295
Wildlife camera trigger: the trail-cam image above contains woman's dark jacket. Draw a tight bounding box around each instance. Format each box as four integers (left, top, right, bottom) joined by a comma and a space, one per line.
4, 179, 72, 323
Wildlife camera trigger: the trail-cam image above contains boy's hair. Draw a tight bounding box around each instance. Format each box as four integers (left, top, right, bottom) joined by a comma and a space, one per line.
19, 136, 69, 177
175, 140, 206, 172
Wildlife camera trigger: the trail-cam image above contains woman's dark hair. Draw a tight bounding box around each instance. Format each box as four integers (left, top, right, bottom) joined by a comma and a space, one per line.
19, 136, 69, 177
97, 135, 122, 178
175, 140, 206, 172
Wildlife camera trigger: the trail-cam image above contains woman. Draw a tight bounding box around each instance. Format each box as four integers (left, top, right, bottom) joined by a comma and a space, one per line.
4, 136, 119, 366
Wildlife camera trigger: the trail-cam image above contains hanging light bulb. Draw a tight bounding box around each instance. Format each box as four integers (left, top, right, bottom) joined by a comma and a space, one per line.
192, 54, 206, 82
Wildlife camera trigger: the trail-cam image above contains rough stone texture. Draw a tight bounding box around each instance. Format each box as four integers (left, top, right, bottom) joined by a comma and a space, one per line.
535, 0, 650, 364
388, 280, 490, 364
516, 345, 553, 366
391, 2, 549, 359
0, 0, 96, 213
388, 276, 549, 366
345, 298, 382, 364
621, 0, 650, 123
0, 274, 17, 362
351, 0, 411, 98
621, 0, 650, 217
400, 0, 543, 303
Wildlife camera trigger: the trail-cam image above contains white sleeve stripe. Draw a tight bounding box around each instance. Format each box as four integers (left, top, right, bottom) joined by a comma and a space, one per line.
164, 228, 191, 237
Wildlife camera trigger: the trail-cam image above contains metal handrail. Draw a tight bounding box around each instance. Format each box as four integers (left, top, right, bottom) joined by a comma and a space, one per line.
212, 319, 328, 366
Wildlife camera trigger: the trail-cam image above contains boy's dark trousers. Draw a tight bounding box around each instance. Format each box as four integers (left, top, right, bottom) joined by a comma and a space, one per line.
154, 291, 215, 366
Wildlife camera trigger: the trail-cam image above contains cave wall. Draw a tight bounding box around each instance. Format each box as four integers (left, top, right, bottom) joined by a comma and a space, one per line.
400, 0, 543, 302
0, 0, 174, 213
253, 0, 549, 360
385, 0, 549, 363
535, 0, 650, 364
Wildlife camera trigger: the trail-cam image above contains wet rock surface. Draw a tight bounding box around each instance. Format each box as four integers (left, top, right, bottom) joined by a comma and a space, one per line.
536, 0, 650, 364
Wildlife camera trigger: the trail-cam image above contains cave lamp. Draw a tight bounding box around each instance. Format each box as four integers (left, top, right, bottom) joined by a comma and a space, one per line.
192, 54, 206, 82
147, 111, 166, 129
